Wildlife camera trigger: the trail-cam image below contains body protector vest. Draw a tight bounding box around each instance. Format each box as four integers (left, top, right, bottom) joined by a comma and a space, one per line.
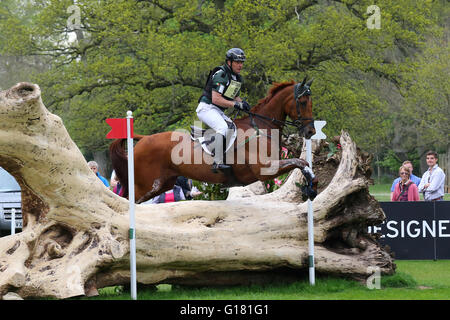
199, 64, 243, 110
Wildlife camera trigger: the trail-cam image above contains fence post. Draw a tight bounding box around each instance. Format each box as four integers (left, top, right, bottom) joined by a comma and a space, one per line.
11, 208, 15, 235
306, 120, 327, 286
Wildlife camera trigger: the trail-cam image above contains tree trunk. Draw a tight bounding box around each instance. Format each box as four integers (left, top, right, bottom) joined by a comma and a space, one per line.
0, 83, 394, 299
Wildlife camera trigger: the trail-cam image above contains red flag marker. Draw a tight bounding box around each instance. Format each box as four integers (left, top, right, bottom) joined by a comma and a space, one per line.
106, 118, 134, 139
107, 111, 138, 300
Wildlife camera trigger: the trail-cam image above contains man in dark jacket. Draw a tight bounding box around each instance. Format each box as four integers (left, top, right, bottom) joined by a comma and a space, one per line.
197, 48, 251, 172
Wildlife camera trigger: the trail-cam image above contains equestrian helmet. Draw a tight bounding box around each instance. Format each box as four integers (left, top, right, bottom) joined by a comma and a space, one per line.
226, 48, 246, 62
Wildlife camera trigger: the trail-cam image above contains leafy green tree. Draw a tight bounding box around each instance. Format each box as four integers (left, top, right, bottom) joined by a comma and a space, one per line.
0, 0, 49, 90
401, 40, 449, 151
0, 0, 443, 174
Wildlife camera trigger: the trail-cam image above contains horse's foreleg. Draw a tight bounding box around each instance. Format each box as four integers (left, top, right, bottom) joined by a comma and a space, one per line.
257, 158, 309, 177
136, 176, 178, 204
257, 158, 318, 197
299, 165, 318, 200
136, 178, 163, 204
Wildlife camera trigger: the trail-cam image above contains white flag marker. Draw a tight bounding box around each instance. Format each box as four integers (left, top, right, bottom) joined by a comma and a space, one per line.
306, 120, 326, 285
127, 110, 137, 300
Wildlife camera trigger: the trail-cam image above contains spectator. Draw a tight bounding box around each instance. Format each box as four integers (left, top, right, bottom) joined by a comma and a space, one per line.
175, 176, 202, 200
150, 185, 186, 204
418, 151, 446, 201
110, 170, 118, 190
142, 177, 203, 204
391, 165, 419, 201
110, 170, 124, 197
87, 161, 110, 187
390, 160, 421, 199
175, 176, 193, 200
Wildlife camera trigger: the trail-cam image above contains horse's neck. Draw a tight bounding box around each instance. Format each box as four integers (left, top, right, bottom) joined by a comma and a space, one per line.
254, 87, 290, 124
255, 107, 283, 123
236, 85, 292, 131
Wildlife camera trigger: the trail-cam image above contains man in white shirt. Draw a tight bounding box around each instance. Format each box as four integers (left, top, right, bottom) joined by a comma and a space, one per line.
418, 151, 446, 201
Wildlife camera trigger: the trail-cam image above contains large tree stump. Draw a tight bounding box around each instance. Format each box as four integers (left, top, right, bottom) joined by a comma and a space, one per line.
0, 83, 394, 299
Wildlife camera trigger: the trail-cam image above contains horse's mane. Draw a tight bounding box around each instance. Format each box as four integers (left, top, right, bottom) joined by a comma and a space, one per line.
251, 81, 295, 113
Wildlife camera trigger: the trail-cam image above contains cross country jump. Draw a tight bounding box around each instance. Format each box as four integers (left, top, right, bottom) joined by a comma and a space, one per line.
0, 82, 394, 299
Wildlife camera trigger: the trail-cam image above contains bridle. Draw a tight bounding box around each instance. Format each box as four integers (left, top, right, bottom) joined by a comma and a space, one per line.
293, 82, 314, 130
239, 82, 314, 134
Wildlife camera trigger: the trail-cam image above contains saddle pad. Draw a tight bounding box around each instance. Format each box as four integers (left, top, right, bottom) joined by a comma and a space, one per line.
190, 123, 237, 156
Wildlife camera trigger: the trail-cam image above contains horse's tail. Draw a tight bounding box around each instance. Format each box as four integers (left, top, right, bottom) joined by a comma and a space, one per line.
109, 134, 145, 199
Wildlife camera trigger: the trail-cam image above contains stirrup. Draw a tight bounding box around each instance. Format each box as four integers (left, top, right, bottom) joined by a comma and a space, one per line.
211, 162, 231, 173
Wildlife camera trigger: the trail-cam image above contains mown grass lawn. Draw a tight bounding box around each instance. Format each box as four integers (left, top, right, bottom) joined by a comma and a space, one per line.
84, 260, 450, 300
369, 183, 450, 202
71, 184, 450, 301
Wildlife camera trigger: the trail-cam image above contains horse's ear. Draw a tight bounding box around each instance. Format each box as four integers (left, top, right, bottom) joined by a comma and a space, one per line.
306, 78, 314, 87
300, 77, 307, 87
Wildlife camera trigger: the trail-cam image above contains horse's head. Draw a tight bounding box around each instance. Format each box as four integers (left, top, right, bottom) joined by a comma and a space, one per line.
288, 77, 315, 139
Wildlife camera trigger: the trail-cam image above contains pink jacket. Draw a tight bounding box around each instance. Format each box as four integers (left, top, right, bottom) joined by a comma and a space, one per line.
391, 181, 420, 201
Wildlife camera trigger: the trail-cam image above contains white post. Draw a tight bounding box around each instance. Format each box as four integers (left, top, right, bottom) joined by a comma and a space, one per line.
127, 110, 137, 300
305, 139, 315, 285
11, 208, 15, 235
306, 120, 327, 286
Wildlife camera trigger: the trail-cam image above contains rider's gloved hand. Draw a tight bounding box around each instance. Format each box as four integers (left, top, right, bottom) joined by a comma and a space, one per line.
242, 100, 251, 111
234, 101, 245, 110
234, 101, 251, 111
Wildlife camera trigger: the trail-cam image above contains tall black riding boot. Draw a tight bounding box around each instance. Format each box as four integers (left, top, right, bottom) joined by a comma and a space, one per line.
212, 133, 230, 173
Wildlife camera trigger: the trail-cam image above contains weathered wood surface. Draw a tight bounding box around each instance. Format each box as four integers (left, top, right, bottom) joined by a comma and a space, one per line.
0, 82, 394, 299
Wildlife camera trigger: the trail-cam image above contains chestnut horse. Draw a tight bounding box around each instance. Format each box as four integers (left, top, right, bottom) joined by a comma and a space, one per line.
110, 78, 317, 203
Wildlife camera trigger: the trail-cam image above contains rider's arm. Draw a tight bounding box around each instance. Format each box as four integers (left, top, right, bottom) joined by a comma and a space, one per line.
212, 91, 239, 108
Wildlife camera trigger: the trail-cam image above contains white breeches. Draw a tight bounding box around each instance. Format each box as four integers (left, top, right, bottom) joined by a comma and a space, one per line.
196, 102, 232, 137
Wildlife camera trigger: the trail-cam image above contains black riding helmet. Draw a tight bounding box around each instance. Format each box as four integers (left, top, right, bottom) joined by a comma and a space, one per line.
226, 48, 246, 62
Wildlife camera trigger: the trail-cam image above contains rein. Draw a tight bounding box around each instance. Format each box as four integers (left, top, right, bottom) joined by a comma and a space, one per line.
240, 82, 314, 132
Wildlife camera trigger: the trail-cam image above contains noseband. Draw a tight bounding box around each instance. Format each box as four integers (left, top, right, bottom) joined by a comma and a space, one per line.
293, 82, 314, 132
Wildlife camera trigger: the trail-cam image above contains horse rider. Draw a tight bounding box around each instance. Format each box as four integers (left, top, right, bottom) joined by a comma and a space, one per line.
196, 48, 251, 172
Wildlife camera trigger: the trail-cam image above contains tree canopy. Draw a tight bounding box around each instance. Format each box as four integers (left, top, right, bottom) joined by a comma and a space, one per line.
0, 0, 448, 173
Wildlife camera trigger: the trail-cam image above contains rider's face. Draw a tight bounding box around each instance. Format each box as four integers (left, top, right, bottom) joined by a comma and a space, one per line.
230, 61, 244, 74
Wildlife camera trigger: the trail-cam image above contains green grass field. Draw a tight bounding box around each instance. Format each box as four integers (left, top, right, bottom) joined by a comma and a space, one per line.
369, 184, 450, 201
83, 260, 450, 300
68, 184, 449, 301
